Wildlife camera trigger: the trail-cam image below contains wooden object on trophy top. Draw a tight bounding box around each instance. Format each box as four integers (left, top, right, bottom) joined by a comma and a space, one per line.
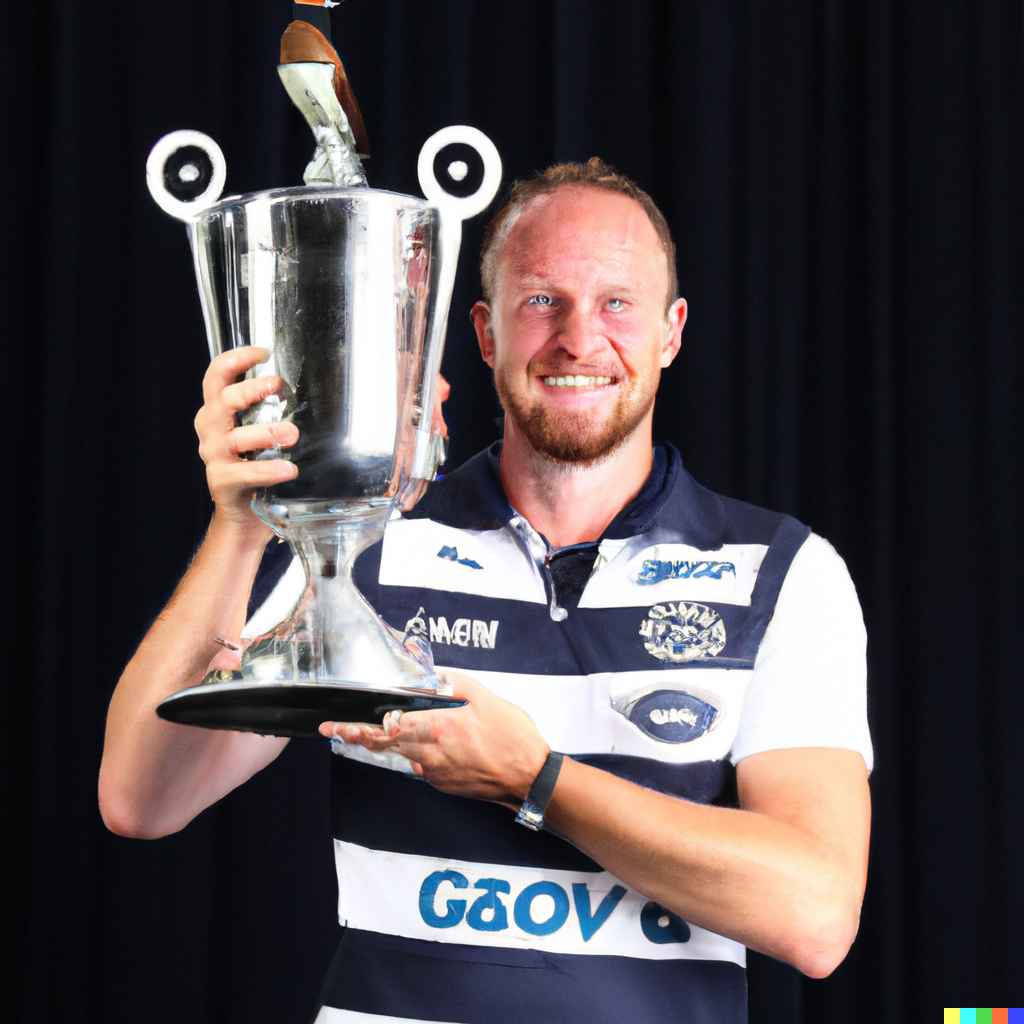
281, 19, 370, 157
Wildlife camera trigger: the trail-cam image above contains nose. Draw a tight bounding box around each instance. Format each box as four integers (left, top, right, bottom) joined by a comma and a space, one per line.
555, 301, 608, 361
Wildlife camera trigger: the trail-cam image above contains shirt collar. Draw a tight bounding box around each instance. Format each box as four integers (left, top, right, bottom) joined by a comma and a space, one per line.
478, 440, 680, 546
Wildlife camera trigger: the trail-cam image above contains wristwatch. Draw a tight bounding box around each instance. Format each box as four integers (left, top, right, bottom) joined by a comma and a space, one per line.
515, 750, 565, 831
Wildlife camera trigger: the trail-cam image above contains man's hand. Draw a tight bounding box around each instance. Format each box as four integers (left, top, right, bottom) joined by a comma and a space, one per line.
319, 672, 549, 810
194, 347, 300, 528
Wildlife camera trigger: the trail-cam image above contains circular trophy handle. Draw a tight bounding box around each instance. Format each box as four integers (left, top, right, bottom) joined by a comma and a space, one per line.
146, 130, 226, 221
417, 126, 502, 221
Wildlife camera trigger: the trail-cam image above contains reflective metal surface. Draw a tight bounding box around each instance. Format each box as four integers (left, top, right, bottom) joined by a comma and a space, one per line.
173, 187, 449, 728
278, 62, 367, 186
148, 126, 502, 734
189, 187, 441, 512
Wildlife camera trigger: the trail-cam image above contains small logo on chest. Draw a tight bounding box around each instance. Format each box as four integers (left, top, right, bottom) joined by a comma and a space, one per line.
636, 559, 736, 585
639, 601, 727, 662
626, 689, 720, 742
437, 545, 483, 570
403, 608, 500, 650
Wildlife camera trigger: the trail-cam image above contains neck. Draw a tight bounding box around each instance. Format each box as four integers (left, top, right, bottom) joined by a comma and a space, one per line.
498, 420, 655, 548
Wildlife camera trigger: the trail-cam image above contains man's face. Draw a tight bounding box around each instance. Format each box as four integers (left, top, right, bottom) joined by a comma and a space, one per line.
472, 186, 686, 464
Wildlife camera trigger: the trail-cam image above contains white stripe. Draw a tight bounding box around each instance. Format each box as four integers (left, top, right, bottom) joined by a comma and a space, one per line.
241, 555, 305, 638
471, 668, 752, 765
332, 741, 419, 775
330, 667, 753, 769
580, 539, 769, 609
315, 1007, 456, 1024
379, 518, 546, 602
334, 841, 746, 966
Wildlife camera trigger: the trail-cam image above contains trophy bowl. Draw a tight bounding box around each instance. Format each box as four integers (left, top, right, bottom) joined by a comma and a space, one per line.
147, 127, 502, 735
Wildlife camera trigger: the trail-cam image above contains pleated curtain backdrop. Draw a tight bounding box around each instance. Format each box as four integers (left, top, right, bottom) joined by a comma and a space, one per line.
1, 2, 1022, 1022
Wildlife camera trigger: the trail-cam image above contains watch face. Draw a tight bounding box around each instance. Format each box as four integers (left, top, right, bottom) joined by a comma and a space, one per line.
516, 800, 545, 830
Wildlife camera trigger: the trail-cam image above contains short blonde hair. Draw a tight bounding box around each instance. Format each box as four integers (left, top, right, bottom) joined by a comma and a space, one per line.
479, 157, 678, 308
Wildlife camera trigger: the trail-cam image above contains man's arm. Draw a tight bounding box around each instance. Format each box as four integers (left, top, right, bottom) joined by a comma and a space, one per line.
544, 745, 869, 978
99, 347, 299, 839
325, 673, 870, 979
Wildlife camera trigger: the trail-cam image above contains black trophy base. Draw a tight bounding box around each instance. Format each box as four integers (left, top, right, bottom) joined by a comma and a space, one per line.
156, 677, 465, 737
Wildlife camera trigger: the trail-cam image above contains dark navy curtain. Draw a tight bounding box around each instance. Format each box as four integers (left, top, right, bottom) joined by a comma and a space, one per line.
2, 1, 1022, 1021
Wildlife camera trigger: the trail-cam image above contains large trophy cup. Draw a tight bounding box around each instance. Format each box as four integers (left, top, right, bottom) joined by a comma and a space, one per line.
146, 35, 501, 736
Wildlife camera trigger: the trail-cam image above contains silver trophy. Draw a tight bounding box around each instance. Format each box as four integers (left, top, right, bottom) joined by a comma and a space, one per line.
144, 57, 501, 736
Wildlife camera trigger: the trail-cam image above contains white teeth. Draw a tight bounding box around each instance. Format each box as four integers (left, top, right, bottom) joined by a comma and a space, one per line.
542, 375, 613, 388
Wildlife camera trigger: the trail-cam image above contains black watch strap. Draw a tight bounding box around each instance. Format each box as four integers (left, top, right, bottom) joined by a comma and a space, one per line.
515, 751, 565, 831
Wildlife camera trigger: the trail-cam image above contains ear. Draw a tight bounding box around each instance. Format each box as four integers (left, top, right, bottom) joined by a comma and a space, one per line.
471, 301, 496, 368
660, 297, 687, 368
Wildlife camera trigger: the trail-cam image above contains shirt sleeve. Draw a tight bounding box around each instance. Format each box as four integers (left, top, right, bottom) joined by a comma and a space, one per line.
729, 532, 873, 771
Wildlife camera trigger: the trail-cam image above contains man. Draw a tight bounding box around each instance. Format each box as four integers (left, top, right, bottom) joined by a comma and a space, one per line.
100, 159, 871, 1024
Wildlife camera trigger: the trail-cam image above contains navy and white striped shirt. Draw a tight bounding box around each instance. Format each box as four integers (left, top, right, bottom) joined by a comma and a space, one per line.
249, 444, 870, 1024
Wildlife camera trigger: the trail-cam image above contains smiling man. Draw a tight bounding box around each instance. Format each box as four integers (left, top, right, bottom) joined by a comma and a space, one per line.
476, 175, 684, 476
100, 159, 871, 1024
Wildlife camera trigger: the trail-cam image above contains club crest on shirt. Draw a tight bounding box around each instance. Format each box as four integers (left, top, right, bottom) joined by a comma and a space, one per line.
639, 601, 727, 662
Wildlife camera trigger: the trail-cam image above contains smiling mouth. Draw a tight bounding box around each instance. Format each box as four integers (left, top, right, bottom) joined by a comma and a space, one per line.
541, 374, 615, 388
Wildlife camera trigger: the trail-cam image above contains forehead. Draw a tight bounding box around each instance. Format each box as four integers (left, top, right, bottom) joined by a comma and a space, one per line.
498, 185, 668, 292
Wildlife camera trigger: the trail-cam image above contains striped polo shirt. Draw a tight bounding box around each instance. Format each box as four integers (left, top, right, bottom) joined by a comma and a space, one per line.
248, 444, 870, 1024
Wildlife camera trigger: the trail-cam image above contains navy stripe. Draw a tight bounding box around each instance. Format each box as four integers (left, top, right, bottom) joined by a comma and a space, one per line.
317, 928, 747, 1024
743, 514, 813, 645
573, 754, 738, 807
331, 756, 600, 871
332, 756, 737, 867
352, 562, 770, 674
404, 445, 508, 531
407, 441, 799, 556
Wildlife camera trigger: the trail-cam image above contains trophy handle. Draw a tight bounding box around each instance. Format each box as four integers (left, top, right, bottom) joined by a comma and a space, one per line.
413, 126, 503, 478
146, 130, 227, 221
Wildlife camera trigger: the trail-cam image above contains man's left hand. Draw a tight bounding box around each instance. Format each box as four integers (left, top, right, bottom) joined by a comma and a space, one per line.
319, 672, 549, 811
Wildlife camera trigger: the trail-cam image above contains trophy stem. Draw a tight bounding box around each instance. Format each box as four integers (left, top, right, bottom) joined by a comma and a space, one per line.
298, 513, 389, 675
159, 503, 455, 736
233, 505, 437, 694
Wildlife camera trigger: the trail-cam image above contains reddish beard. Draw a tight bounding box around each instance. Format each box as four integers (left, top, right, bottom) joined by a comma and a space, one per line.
495, 368, 658, 464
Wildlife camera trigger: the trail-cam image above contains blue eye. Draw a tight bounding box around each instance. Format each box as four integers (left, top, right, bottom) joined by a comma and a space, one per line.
526, 294, 556, 306
607, 298, 625, 311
